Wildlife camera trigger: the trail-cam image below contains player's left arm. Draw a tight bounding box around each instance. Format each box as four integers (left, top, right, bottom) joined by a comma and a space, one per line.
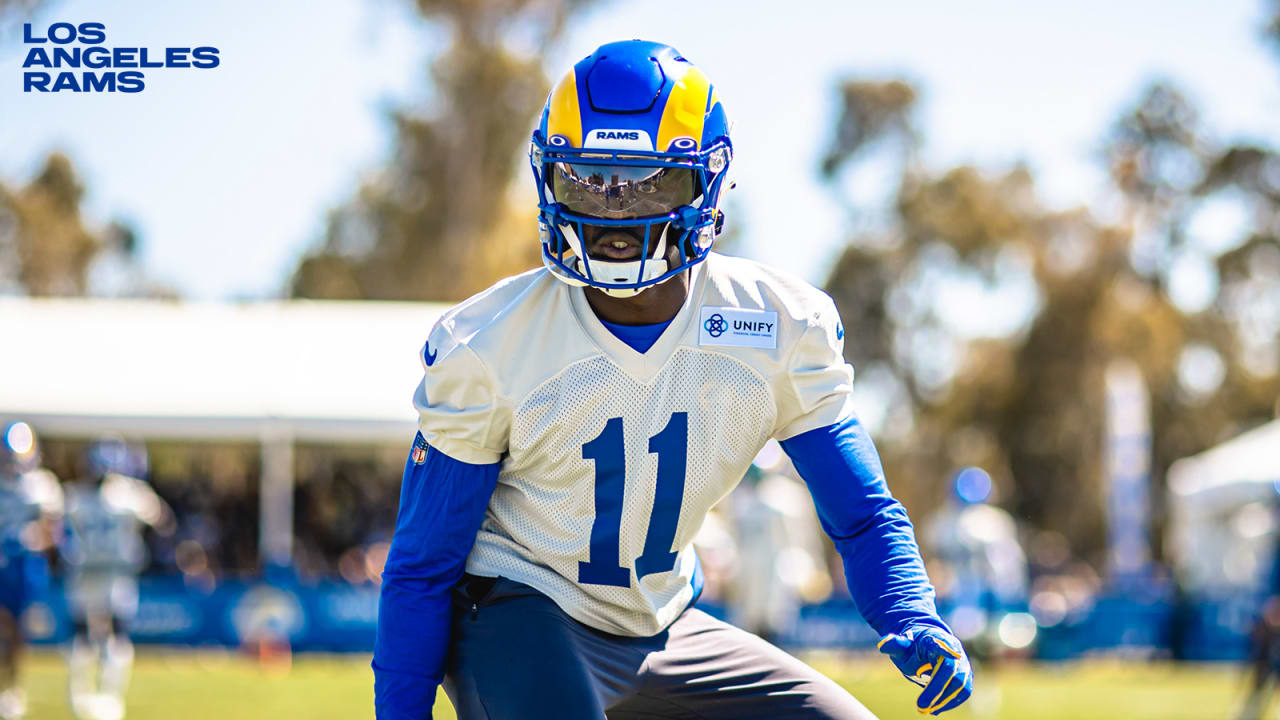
773, 295, 972, 716
780, 416, 972, 715
24, 468, 64, 518
103, 474, 176, 535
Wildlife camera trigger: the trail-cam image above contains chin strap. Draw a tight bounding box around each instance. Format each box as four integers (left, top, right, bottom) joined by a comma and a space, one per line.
569, 224, 675, 298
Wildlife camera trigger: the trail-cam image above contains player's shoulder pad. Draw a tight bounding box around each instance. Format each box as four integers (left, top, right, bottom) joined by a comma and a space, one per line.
101, 472, 147, 497
420, 268, 549, 374
22, 467, 60, 489
414, 271, 553, 463
704, 254, 844, 353
22, 468, 64, 508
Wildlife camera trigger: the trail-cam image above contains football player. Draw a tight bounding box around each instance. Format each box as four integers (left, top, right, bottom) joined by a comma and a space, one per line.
0, 422, 62, 720
374, 40, 973, 719
61, 438, 173, 720
925, 468, 1029, 658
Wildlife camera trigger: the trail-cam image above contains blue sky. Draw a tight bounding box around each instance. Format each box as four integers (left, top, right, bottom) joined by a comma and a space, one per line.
2, 0, 1277, 299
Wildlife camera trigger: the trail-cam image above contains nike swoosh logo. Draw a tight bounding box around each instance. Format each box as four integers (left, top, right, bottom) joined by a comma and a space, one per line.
424, 341, 438, 366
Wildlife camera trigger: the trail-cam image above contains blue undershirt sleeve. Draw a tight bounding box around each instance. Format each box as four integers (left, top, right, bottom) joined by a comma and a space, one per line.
373, 436, 500, 720
779, 414, 949, 639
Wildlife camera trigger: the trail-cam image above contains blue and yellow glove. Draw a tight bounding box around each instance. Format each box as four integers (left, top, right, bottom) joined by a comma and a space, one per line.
878, 626, 973, 715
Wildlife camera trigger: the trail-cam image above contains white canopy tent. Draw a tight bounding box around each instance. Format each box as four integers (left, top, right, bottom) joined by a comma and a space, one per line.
0, 297, 448, 565
1166, 419, 1280, 594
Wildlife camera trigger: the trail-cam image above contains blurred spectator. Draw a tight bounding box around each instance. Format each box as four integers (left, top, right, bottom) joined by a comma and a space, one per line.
695, 442, 831, 645
35, 438, 402, 590
0, 421, 63, 720
1239, 500, 1280, 720
292, 446, 401, 584
61, 437, 174, 720
1026, 530, 1102, 632
925, 467, 1032, 658
145, 442, 260, 584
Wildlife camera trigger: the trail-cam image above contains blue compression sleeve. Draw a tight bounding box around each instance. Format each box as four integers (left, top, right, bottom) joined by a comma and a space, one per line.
780, 415, 948, 638
374, 436, 500, 719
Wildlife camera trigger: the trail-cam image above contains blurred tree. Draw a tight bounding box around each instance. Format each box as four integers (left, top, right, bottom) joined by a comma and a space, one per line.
0, 0, 48, 46
820, 73, 1279, 565
0, 154, 172, 298
0, 153, 100, 295
291, 0, 595, 301
1102, 83, 1280, 507
819, 80, 917, 178
0, 0, 41, 23
0, 7, 164, 299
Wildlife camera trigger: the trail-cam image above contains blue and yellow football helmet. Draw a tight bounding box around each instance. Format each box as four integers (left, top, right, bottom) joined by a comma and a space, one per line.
85, 436, 148, 480
531, 40, 732, 297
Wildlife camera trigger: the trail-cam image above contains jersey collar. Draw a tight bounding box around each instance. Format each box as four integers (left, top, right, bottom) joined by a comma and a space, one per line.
568, 258, 710, 381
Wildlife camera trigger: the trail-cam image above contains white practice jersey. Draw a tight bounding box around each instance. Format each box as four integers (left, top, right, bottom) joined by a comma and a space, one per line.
415, 253, 853, 636
62, 474, 166, 573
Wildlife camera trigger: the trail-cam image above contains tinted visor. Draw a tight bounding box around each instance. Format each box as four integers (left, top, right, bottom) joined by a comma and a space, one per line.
551, 160, 696, 220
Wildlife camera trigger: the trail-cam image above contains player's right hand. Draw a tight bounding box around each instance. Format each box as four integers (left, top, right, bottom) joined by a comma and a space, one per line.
878, 626, 973, 715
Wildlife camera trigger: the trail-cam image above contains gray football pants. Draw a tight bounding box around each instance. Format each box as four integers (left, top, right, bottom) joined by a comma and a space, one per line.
442, 576, 877, 720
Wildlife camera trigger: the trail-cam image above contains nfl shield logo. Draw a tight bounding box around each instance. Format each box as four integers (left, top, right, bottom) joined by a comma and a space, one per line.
411, 433, 429, 464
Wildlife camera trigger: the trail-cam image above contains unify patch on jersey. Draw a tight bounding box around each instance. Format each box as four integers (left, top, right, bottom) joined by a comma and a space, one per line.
698, 307, 778, 349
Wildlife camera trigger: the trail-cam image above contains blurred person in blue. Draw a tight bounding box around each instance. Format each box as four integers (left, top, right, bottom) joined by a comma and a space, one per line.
1239, 498, 1280, 720
374, 40, 972, 719
60, 438, 173, 720
0, 422, 63, 720
725, 445, 832, 645
924, 467, 1030, 658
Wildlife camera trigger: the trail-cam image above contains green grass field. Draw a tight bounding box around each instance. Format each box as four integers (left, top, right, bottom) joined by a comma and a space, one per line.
12, 650, 1251, 719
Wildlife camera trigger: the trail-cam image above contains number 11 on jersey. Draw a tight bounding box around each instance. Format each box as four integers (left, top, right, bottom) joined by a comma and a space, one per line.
578, 412, 688, 588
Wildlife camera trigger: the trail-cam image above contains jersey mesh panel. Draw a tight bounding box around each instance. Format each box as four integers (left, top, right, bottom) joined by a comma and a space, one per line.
467, 348, 775, 636
64, 486, 147, 571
